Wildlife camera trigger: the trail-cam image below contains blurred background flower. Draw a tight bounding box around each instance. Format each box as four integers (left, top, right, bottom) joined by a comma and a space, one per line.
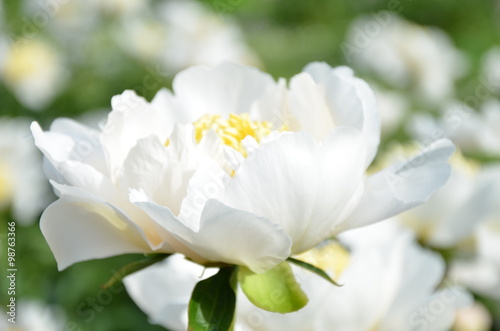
0, 0, 499, 330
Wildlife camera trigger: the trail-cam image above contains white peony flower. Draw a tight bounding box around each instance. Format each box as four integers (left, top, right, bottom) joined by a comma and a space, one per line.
450, 165, 500, 301
343, 12, 467, 105
32, 62, 454, 274
0, 117, 50, 224
124, 222, 471, 331
388, 149, 491, 248
0, 38, 67, 111
408, 99, 500, 157
480, 46, 500, 95
0, 300, 65, 331
155, 0, 259, 70
452, 302, 492, 331
372, 85, 409, 138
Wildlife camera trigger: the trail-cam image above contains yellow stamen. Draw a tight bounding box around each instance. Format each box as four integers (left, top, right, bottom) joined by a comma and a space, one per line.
193, 113, 275, 157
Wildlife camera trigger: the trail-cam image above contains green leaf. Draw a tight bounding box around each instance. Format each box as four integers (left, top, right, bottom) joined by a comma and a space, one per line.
287, 257, 342, 287
101, 254, 170, 289
188, 267, 237, 331
238, 262, 308, 313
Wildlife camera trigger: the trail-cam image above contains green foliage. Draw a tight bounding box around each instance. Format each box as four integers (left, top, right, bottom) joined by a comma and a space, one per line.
188, 267, 237, 331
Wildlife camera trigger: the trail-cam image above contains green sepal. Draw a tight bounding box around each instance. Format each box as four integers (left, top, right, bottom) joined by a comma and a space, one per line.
188, 267, 237, 331
101, 254, 170, 289
238, 262, 308, 313
287, 257, 342, 287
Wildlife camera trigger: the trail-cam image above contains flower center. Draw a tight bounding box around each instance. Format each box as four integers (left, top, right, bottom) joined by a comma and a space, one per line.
193, 113, 274, 156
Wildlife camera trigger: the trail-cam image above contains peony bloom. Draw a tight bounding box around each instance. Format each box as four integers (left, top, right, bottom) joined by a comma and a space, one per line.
0, 117, 50, 224
112, 0, 260, 67
0, 300, 66, 331
154, 0, 260, 70
377, 147, 491, 248
480, 46, 500, 95
408, 99, 500, 158
372, 86, 409, 139
343, 12, 467, 105
32, 62, 454, 274
0, 38, 67, 111
450, 165, 500, 301
123, 222, 471, 331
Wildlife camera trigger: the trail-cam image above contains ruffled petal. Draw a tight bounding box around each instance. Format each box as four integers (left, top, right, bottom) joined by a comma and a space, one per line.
102, 90, 171, 178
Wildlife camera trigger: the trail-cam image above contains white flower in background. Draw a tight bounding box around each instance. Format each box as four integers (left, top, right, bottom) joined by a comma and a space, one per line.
124, 222, 471, 331
443, 99, 500, 156
24, 0, 144, 25
87, 0, 144, 16
391, 149, 491, 248
0, 117, 50, 224
155, 0, 259, 70
408, 99, 500, 157
452, 302, 492, 331
450, 165, 500, 301
344, 12, 467, 105
481, 46, 500, 94
24, 0, 258, 73
372, 85, 409, 138
32, 62, 453, 275
0, 300, 65, 331
114, 0, 260, 66
0, 38, 67, 110
124, 254, 217, 330
115, 18, 167, 62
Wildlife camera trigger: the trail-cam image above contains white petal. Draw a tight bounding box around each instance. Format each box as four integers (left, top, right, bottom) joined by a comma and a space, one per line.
405, 288, 472, 331
32, 121, 123, 203
124, 255, 216, 331
119, 135, 195, 216
289, 63, 380, 165
338, 139, 454, 232
379, 239, 446, 330
133, 195, 292, 273
150, 87, 193, 125
302, 61, 344, 83
102, 90, 171, 178
172, 62, 277, 120
31, 120, 106, 179
288, 73, 335, 139
322, 66, 380, 165
49, 118, 108, 175
178, 158, 230, 229
223, 129, 366, 253
41, 184, 154, 270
